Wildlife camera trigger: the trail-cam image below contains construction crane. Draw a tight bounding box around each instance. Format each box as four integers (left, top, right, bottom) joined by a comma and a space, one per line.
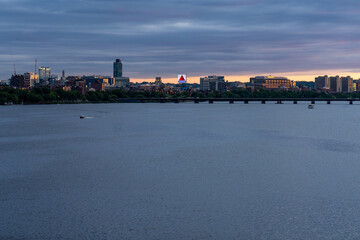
34, 58, 37, 74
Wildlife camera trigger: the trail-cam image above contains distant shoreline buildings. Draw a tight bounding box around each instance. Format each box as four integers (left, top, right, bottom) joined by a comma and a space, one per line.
315, 75, 357, 93
2, 58, 360, 94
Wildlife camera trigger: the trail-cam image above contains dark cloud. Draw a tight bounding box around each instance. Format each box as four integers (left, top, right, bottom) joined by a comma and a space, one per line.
1, 0, 360, 80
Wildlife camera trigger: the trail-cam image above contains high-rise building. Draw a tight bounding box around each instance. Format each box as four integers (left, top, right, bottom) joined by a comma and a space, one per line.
329, 76, 341, 92
341, 76, 353, 93
24, 72, 39, 88
112, 58, 130, 87
113, 59, 123, 78
315, 75, 330, 90
38, 67, 51, 84
200, 76, 226, 91
354, 82, 358, 92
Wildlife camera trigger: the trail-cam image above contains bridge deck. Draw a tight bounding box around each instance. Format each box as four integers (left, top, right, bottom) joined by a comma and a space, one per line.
117, 98, 359, 103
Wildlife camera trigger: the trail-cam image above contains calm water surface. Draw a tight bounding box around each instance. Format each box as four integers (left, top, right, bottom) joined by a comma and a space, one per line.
1, 102, 360, 239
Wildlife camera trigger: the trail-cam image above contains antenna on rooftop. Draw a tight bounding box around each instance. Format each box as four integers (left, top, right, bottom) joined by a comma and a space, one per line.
13, 64, 16, 75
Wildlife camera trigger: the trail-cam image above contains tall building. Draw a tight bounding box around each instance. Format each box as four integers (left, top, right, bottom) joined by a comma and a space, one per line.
250, 76, 295, 90
9, 74, 25, 88
24, 72, 39, 88
315, 75, 330, 90
354, 82, 358, 92
341, 76, 353, 93
38, 67, 51, 84
113, 59, 123, 78
200, 76, 226, 91
329, 76, 341, 92
112, 58, 130, 87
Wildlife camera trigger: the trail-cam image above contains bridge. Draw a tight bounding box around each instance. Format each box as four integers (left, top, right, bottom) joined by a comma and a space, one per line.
117, 98, 360, 104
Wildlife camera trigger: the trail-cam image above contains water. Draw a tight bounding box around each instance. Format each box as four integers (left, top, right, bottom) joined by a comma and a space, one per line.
1, 102, 360, 239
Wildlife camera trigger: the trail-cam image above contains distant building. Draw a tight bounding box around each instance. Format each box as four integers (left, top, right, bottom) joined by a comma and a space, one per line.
200, 76, 226, 91
341, 76, 353, 93
91, 81, 106, 91
315, 75, 330, 90
66, 79, 86, 95
113, 59, 123, 78
329, 76, 341, 92
112, 58, 130, 87
38, 67, 51, 85
82, 76, 111, 88
24, 72, 39, 88
10, 74, 25, 88
250, 76, 295, 90
354, 80, 360, 92
115, 77, 130, 87
155, 77, 162, 84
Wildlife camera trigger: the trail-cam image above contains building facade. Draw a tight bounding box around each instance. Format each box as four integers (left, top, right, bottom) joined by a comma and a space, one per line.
115, 77, 130, 87
341, 76, 353, 93
10, 74, 25, 88
329, 76, 341, 92
24, 72, 39, 88
250, 76, 295, 90
155, 77, 162, 84
38, 67, 51, 85
315, 75, 330, 90
113, 59, 123, 78
200, 76, 226, 91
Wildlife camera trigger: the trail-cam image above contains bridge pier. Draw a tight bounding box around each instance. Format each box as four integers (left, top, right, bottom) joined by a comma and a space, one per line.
350, 101, 353, 105
194, 100, 199, 104
229, 100, 234, 104
174, 99, 179, 103
327, 101, 331, 104
160, 99, 165, 103
276, 100, 282, 104
209, 100, 213, 104
244, 100, 249, 104
261, 100, 266, 104
141, 99, 145, 103
293, 101, 297, 104
311, 101, 315, 104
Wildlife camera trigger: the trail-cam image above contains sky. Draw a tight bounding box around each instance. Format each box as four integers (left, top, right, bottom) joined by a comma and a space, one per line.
1, 0, 360, 83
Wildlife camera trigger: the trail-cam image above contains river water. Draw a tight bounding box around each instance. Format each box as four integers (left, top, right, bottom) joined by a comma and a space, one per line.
1, 102, 360, 239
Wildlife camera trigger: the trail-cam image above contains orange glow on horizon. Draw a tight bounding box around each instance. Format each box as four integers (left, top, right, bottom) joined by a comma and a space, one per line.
131, 71, 360, 84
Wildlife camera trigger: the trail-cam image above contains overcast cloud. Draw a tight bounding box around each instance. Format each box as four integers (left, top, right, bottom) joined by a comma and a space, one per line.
1, 0, 360, 80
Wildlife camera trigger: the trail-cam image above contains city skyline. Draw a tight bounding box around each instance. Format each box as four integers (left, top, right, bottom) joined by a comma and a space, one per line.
2, 0, 360, 82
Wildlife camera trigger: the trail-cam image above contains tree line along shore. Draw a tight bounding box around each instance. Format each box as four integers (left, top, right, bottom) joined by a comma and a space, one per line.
1, 86, 359, 105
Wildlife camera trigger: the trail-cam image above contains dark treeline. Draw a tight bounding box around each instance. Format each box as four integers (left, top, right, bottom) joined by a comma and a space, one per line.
1, 87, 360, 105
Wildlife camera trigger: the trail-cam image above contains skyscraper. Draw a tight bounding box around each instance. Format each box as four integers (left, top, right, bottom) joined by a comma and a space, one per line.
315, 75, 330, 90
38, 66, 51, 84
341, 76, 353, 93
329, 76, 341, 92
113, 59, 122, 78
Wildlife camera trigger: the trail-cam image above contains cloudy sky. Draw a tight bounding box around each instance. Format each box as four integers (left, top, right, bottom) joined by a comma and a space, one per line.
1, 0, 360, 82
